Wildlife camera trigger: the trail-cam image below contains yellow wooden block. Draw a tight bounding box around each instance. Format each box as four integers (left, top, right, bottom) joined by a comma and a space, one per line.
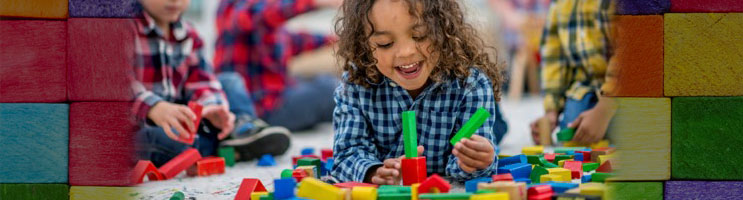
522, 146, 544, 155
547, 168, 572, 181
352, 187, 377, 200
470, 192, 510, 200
598, 154, 615, 165
0, 0, 67, 19
565, 188, 580, 194
478, 181, 526, 200
607, 98, 670, 180
589, 140, 609, 149
69, 186, 137, 200
411, 183, 420, 200
558, 159, 573, 167
562, 141, 585, 148
579, 182, 606, 197
664, 13, 743, 96
297, 177, 345, 200
540, 174, 561, 182
252, 192, 269, 200
297, 165, 317, 178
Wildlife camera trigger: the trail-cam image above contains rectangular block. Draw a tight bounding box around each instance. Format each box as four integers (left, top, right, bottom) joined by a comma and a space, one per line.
68, 18, 135, 101
671, 97, 743, 179
0, 184, 69, 200
0, 0, 67, 18
607, 98, 670, 180
607, 182, 663, 200
665, 181, 743, 200
69, 102, 137, 186
670, 0, 743, 12
0, 103, 68, 183
616, 0, 670, 15
69, 0, 138, 18
664, 13, 743, 96
607, 15, 664, 97
69, 186, 138, 200
0, 20, 67, 103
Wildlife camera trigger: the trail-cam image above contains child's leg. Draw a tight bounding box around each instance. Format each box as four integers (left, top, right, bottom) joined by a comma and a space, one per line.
136, 125, 219, 166
217, 72, 257, 116
559, 92, 599, 130
265, 74, 339, 131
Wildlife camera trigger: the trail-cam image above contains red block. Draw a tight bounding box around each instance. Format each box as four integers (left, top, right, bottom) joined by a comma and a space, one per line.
235, 178, 268, 200
292, 168, 308, 182
176, 102, 202, 145
544, 153, 556, 163
608, 15, 664, 97
321, 149, 333, 161
527, 185, 553, 200
597, 160, 613, 173
492, 173, 514, 182
418, 174, 450, 193
563, 161, 583, 179
334, 182, 378, 189
401, 157, 427, 186
131, 160, 164, 185
67, 18, 135, 101
292, 155, 321, 166
671, 0, 743, 12
69, 102, 137, 186
158, 148, 202, 179
575, 151, 592, 162
0, 20, 66, 103
187, 157, 226, 176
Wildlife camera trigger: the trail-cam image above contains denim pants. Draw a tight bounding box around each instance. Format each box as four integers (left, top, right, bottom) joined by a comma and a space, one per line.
136, 124, 219, 167
559, 91, 599, 130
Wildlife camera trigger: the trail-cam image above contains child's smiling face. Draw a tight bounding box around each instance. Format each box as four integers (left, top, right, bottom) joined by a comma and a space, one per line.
368, 0, 436, 96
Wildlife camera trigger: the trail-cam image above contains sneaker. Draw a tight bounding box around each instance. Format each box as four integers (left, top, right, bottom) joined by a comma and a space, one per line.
221, 115, 291, 161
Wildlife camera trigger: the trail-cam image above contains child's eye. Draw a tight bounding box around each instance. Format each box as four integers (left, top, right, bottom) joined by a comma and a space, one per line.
376, 42, 393, 48
413, 35, 427, 41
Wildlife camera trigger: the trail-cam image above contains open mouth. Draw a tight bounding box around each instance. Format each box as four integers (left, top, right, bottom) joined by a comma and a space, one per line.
394, 61, 423, 79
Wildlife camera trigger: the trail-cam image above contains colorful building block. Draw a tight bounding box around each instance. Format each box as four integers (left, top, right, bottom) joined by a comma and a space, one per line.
0, 0, 67, 18
251, 192, 269, 200
351, 187, 378, 200
418, 193, 472, 199
186, 157, 226, 177
465, 177, 491, 193
530, 166, 549, 184
478, 181, 526, 200
418, 174, 450, 193
616, 0, 670, 15
292, 169, 308, 182
591, 173, 614, 182
537, 117, 552, 146
219, 147, 236, 167
301, 147, 315, 156
325, 158, 334, 174
553, 155, 572, 165
158, 148, 202, 179
596, 160, 612, 173
0, 184, 68, 200
544, 182, 579, 194
492, 173, 514, 182
131, 160, 164, 184
470, 192, 509, 200
334, 182, 378, 189
543, 153, 556, 163
497, 163, 532, 179
670, 0, 743, 12
546, 168, 571, 182
321, 149, 333, 161
273, 178, 296, 199
297, 177, 345, 200
665, 181, 743, 200
540, 174, 561, 183
401, 157, 427, 186
69, 186, 138, 200
411, 183, 420, 200
582, 163, 599, 172
281, 169, 293, 179
258, 154, 276, 166
68, 0, 138, 17
170, 191, 185, 200
297, 158, 322, 176
527, 185, 553, 200
402, 111, 418, 158
235, 178, 267, 200
514, 178, 531, 184
563, 161, 583, 179
296, 165, 317, 179
522, 146, 543, 155
578, 182, 605, 197
0, 20, 67, 102
608, 15, 664, 97
556, 128, 574, 142
581, 175, 591, 183
606, 182, 662, 200
498, 154, 527, 167
450, 108, 491, 145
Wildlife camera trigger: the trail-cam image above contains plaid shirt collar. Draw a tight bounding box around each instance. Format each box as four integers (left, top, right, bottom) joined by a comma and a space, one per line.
137, 11, 189, 41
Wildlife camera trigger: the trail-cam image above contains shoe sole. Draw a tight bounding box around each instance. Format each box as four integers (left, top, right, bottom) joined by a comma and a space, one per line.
221, 127, 291, 161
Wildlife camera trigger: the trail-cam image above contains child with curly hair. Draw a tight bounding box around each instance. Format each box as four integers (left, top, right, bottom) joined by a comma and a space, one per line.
332, 0, 507, 183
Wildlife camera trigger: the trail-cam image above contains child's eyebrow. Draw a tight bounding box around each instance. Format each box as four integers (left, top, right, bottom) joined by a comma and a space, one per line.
372, 24, 425, 36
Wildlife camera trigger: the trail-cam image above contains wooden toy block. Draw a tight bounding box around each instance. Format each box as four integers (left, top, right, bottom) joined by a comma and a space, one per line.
553, 155, 572, 165
527, 185, 553, 200
450, 108, 491, 145
553, 147, 584, 154
297, 177, 345, 200
402, 111, 418, 158
557, 159, 572, 168
334, 182, 378, 189
665, 181, 743, 199
401, 157, 427, 186
556, 128, 574, 142
672, 97, 743, 179
522, 146, 543, 155
477, 181, 526, 200
292, 168, 308, 182
498, 154, 527, 167
325, 158, 334, 174
563, 161, 583, 179
540, 174, 561, 183
670, 0, 743, 12
0, 20, 67, 103
539, 158, 558, 168
470, 192, 509, 200
292, 155, 321, 166
321, 148, 333, 161
597, 154, 613, 165
0, 0, 67, 19
497, 163, 532, 179
235, 178, 267, 200
131, 160, 164, 184
297, 157, 322, 176
465, 177, 491, 193
411, 183, 419, 200
67, 18, 136, 101
378, 193, 411, 200
0, 184, 68, 200
170, 191, 185, 200
418, 174, 450, 194
664, 13, 743, 96
68, 0, 138, 18
258, 154, 276, 166
280, 169, 293, 179
251, 192, 268, 200
186, 157, 226, 177
514, 178, 531, 184
273, 178, 296, 199
174, 102, 202, 145
588, 140, 609, 149
69, 102, 137, 186
378, 185, 411, 194
492, 173, 514, 182
578, 182, 605, 197
526, 155, 543, 165
606, 182, 662, 200
546, 168, 571, 182
69, 186, 138, 200
607, 97, 670, 181
352, 186, 378, 200
608, 15, 664, 97
590, 173, 614, 182
0, 104, 68, 183
581, 175, 591, 183
543, 182, 579, 194
596, 160, 612, 173
301, 147, 314, 156
616, 0, 670, 15
296, 165, 317, 179
418, 193, 472, 199
574, 151, 591, 162
582, 163, 599, 172
537, 117, 551, 146
553, 193, 600, 200
219, 147, 236, 167
158, 148, 202, 179
561, 141, 584, 148
544, 153, 556, 163
530, 166, 549, 184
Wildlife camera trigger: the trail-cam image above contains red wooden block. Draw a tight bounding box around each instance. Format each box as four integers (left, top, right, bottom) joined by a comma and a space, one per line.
67, 18, 136, 101
131, 160, 164, 184
186, 157, 226, 176
0, 20, 66, 103
527, 185, 553, 200
671, 0, 743, 12
544, 153, 556, 163
175, 102, 203, 145
596, 160, 613, 173
402, 157, 427, 186
235, 178, 268, 200
492, 173, 514, 182
158, 148, 202, 179
321, 149, 333, 161
292, 168, 308, 182
334, 182, 378, 189
607, 15, 664, 97
575, 151, 592, 162
563, 161, 583, 179
418, 174, 450, 193
69, 102, 137, 186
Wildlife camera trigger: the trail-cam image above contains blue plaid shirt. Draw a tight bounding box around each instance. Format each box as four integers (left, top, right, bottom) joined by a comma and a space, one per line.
332, 68, 500, 183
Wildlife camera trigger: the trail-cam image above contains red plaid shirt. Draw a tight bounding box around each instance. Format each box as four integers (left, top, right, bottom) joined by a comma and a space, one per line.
214, 0, 335, 117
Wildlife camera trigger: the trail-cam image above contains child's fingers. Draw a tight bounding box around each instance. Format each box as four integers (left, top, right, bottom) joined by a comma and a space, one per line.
169, 118, 190, 138
417, 146, 425, 156
174, 111, 195, 134
376, 166, 399, 178
457, 160, 477, 173
455, 142, 490, 162
384, 158, 401, 169
463, 135, 493, 152
161, 123, 180, 141
455, 149, 488, 168
371, 176, 388, 185
179, 106, 197, 120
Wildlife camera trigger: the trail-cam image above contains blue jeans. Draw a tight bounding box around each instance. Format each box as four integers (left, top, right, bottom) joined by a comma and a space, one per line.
136, 123, 219, 167
559, 92, 599, 130
493, 103, 508, 144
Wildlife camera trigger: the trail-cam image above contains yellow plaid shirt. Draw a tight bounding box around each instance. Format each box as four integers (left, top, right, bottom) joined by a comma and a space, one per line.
539, 0, 614, 112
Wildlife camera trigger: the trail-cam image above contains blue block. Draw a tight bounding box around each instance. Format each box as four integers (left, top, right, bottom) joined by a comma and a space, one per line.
574, 153, 584, 161
582, 175, 592, 183
616, 0, 670, 15
497, 163, 532, 179
324, 158, 334, 173
274, 178, 296, 199
498, 155, 527, 167
545, 182, 579, 194
465, 177, 492, 193
258, 154, 276, 166
301, 148, 314, 156
1, 104, 68, 183
514, 178, 531, 184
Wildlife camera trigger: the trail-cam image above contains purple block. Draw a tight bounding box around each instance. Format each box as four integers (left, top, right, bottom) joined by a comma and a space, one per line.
665, 181, 743, 200
617, 0, 670, 15
69, 0, 139, 18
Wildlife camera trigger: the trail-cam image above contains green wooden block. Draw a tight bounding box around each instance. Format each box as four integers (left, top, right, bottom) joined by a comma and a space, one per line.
553, 155, 573, 165
297, 158, 322, 177
607, 182, 663, 200
378, 192, 411, 200
402, 111, 418, 158
259, 192, 274, 200
527, 155, 543, 165
218, 146, 235, 167
418, 193, 472, 199
475, 189, 497, 194
170, 191, 184, 200
591, 173, 614, 182
556, 128, 575, 142
281, 169, 293, 179
450, 108, 491, 145
530, 166, 549, 184
583, 163, 600, 172
378, 185, 410, 194
554, 147, 584, 154
0, 184, 68, 200
672, 97, 743, 179
540, 158, 558, 168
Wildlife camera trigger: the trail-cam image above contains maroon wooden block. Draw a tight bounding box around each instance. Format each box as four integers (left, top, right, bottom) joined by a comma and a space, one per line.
527, 185, 553, 200
0, 20, 67, 103
401, 157, 427, 186
69, 102, 137, 186
67, 18, 136, 101
596, 160, 613, 173
671, 0, 743, 12
321, 148, 333, 161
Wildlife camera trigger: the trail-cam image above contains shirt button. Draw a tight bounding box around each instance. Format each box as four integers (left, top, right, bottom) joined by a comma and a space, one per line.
390, 82, 397, 87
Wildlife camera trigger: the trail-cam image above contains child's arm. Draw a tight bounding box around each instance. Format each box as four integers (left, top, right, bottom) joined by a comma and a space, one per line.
131, 78, 195, 141
288, 32, 336, 57
250, 0, 329, 29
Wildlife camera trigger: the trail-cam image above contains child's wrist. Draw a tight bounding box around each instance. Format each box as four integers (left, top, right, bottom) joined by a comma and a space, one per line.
363, 165, 382, 183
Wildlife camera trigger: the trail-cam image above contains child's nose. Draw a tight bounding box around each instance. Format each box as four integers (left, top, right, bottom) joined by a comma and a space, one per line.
396, 40, 417, 59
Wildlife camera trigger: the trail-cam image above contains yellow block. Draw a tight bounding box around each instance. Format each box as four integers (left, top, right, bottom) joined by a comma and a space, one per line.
252, 192, 268, 200
589, 140, 610, 149
411, 183, 420, 200
69, 186, 137, 200
664, 13, 743, 96
608, 98, 670, 180
297, 177, 345, 200
478, 181, 526, 200
470, 192, 510, 200
0, 0, 67, 19
598, 154, 615, 165
540, 174, 561, 182
547, 168, 572, 181
352, 187, 377, 200
522, 146, 544, 155
579, 182, 606, 197
558, 159, 573, 167
562, 141, 585, 148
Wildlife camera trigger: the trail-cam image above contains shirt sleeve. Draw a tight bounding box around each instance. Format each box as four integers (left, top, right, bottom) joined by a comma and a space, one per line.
539, 1, 568, 112
131, 75, 164, 124
288, 31, 336, 56
256, 0, 318, 29
184, 38, 228, 107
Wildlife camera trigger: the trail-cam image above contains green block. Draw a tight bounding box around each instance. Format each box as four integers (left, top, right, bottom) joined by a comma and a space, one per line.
672, 97, 743, 179
527, 155, 543, 165
450, 108, 491, 145
218, 146, 235, 167
554, 147, 584, 154
297, 158, 322, 176
170, 191, 184, 200
530, 166, 549, 184
418, 193, 472, 199
583, 163, 599, 172
556, 128, 575, 142
553, 155, 573, 165
540, 158, 558, 168
378, 185, 411, 194
402, 111, 418, 158
378, 192, 411, 200
281, 169, 293, 179
0, 184, 69, 200
591, 173, 614, 182
608, 182, 663, 200
475, 189, 497, 194
259, 192, 273, 200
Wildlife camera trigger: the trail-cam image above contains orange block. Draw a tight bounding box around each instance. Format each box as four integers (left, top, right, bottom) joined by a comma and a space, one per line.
607, 15, 664, 97
0, 0, 67, 19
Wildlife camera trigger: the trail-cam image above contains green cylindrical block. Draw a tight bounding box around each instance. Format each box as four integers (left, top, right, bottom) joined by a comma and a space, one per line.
402, 111, 418, 158
450, 108, 491, 146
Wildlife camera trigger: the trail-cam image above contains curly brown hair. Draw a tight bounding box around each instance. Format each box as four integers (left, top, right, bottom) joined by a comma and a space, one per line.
334, 0, 504, 101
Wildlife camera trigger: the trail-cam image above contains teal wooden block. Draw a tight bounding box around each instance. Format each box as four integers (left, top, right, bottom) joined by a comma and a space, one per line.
0, 184, 69, 200
0, 103, 68, 183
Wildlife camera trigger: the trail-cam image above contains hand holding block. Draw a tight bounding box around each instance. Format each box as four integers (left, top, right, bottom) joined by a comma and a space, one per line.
175, 102, 202, 145
158, 148, 202, 179
402, 111, 418, 158
401, 157, 427, 186
234, 178, 267, 200
0, 0, 67, 18
450, 108, 491, 145
556, 128, 575, 142
131, 160, 164, 184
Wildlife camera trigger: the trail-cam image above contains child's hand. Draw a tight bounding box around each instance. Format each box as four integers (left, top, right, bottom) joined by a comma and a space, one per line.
148, 101, 196, 141
202, 105, 235, 140
452, 135, 494, 173
530, 111, 558, 145
569, 98, 617, 144
367, 146, 424, 185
